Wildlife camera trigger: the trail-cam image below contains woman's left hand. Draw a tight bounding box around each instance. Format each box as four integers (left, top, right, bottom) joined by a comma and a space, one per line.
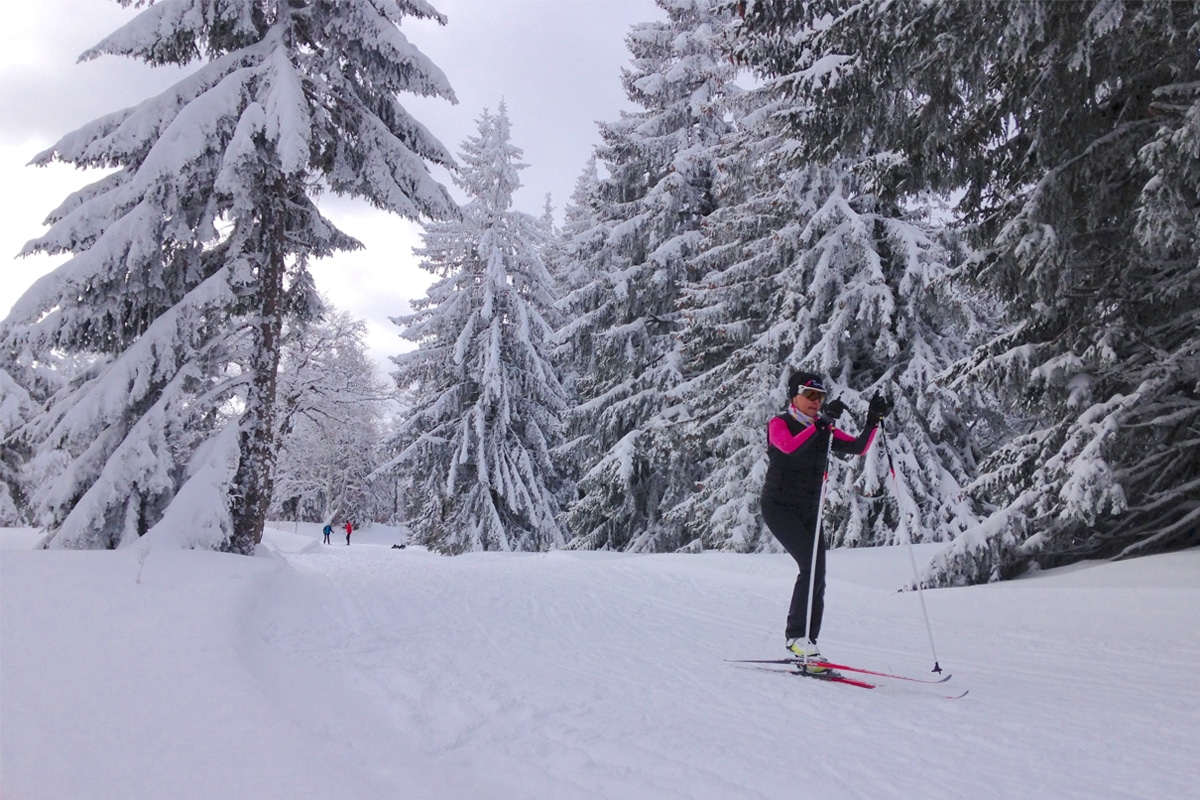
867, 393, 893, 425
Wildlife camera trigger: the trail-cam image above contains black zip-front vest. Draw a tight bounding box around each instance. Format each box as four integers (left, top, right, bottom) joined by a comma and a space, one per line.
762, 413, 877, 507
762, 414, 829, 507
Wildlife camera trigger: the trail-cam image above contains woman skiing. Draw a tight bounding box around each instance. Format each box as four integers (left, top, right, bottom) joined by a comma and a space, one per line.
761, 371, 891, 672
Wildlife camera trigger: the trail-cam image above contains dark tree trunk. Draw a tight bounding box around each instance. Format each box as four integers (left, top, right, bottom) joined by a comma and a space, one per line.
227, 194, 287, 555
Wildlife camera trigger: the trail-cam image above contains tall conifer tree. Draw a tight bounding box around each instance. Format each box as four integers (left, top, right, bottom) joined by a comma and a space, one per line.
389, 104, 568, 554
1, 0, 456, 551
555, 0, 739, 552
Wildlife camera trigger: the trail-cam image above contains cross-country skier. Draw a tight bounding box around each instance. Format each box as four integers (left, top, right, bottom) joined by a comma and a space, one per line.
323, 523, 332, 544
344, 520, 353, 545
761, 371, 891, 673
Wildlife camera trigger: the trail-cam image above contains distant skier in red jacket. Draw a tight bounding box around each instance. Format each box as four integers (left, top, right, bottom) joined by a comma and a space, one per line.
344, 521, 353, 545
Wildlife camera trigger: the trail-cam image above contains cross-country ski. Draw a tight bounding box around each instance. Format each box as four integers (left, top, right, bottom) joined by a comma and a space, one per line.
728, 660, 878, 689
726, 658, 954, 685
727, 658, 971, 699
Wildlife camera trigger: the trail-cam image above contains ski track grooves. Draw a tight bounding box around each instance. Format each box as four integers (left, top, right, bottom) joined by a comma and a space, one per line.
245, 546, 1200, 800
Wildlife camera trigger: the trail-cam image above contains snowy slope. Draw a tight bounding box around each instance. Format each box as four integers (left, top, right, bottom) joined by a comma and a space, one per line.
2, 525, 1197, 799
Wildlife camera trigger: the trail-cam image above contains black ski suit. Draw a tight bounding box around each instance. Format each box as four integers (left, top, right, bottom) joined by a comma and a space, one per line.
761, 412, 877, 641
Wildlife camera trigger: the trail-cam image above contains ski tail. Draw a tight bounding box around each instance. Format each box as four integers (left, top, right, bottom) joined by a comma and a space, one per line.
809, 672, 875, 689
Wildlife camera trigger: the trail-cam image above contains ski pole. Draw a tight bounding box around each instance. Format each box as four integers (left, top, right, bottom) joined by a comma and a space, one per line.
804, 427, 834, 647
880, 421, 943, 673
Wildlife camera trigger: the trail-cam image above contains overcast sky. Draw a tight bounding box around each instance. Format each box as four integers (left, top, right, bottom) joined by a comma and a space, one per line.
0, 0, 662, 369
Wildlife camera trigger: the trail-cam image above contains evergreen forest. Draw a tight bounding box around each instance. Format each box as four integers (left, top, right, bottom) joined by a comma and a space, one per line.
2, 0, 1196, 587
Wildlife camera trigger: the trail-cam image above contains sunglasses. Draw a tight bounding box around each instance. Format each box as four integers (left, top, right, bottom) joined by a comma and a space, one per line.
798, 387, 826, 401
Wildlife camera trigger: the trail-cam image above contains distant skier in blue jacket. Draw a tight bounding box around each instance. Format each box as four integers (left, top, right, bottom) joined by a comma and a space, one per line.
761, 370, 891, 672
322, 523, 333, 545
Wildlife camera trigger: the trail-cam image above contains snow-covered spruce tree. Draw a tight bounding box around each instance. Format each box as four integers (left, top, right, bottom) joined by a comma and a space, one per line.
735, 1, 1200, 582
388, 104, 568, 554
1130, 59, 1200, 559
545, 157, 604, 492
270, 307, 392, 526
0, 367, 37, 525
0, 353, 84, 531
0, 0, 455, 552
671, 98, 986, 551
555, 0, 739, 552
538, 194, 558, 243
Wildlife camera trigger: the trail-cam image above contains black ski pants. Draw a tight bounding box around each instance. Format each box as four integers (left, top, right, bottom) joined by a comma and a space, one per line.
761, 495, 826, 642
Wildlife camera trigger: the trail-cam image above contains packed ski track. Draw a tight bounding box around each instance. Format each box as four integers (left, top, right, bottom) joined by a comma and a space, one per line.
249, 532, 1198, 799
2, 525, 1197, 799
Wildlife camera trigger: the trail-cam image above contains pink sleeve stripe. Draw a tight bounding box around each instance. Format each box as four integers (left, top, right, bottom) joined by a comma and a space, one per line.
832, 428, 857, 442
768, 417, 816, 454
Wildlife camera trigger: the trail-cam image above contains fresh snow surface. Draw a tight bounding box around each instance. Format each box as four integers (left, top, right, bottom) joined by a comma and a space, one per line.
2, 523, 1198, 799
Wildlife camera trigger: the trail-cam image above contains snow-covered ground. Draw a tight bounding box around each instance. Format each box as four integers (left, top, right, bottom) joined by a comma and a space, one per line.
2, 523, 1197, 799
